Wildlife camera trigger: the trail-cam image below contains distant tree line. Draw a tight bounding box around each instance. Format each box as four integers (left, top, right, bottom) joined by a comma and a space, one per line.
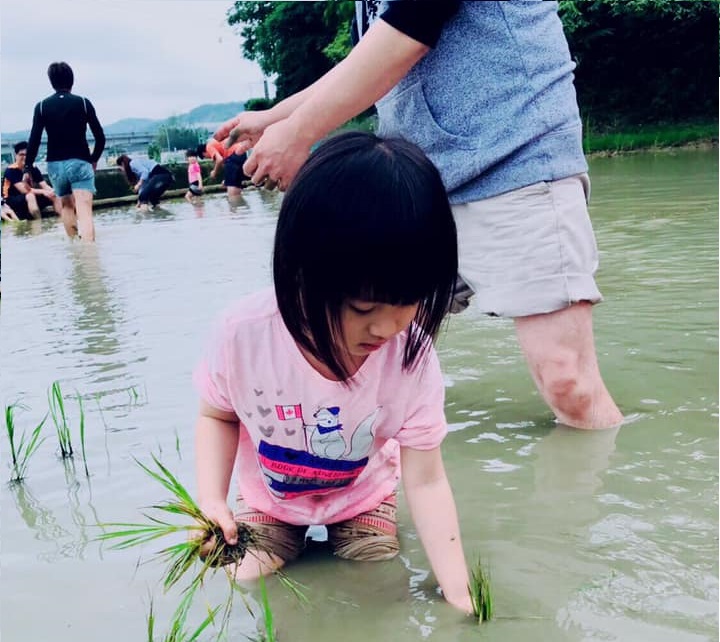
229, 0, 718, 128
559, 0, 718, 127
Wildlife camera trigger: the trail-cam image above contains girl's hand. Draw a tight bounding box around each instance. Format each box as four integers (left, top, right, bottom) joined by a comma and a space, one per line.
445, 591, 475, 615
199, 498, 238, 548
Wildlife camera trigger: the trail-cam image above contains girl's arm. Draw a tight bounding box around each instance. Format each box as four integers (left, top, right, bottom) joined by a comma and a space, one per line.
195, 399, 241, 544
401, 445, 473, 614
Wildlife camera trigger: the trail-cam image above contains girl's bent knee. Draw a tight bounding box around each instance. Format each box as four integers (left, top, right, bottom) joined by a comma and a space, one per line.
327, 494, 399, 561
331, 533, 400, 562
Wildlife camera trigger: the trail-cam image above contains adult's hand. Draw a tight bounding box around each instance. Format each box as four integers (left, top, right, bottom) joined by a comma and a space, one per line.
214, 110, 275, 153
242, 118, 313, 192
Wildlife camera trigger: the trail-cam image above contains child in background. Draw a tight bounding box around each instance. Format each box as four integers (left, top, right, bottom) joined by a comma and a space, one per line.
193, 131, 474, 614
185, 149, 203, 202
197, 138, 247, 200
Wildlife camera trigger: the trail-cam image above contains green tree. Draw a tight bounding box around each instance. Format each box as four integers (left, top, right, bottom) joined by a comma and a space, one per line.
559, 0, 719, 126
321, 1, 356, 64
227, 1, 355, 99
245, 97, 275, 111
147, 142, 161, 162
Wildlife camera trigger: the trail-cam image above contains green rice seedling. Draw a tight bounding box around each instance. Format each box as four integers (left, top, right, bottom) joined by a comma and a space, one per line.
76, 392, 90, 477
97, 455, 307, 637
94, 392, 110, 430
146, 596, 221, 642
468, 557, 493, 623
48, 380, 74, 458
255, 574, 276, 642
5, 403, 47, 483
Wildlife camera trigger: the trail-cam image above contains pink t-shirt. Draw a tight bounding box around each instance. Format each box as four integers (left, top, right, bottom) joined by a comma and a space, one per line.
193, 288, 447, 525
187, 161, 201, 183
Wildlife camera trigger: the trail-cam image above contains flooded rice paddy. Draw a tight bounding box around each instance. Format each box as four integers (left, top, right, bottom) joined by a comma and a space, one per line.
1, 149, 717, 641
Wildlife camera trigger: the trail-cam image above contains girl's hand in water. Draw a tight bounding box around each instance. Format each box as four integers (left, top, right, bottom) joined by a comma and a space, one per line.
445, 591, 475, 616
197, 498, 238, 555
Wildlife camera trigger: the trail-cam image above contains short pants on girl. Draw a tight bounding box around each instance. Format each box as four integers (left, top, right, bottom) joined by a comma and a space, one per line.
234, 492, 399, 563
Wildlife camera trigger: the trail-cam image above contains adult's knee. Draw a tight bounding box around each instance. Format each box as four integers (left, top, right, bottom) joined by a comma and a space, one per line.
536, 354, 593, 423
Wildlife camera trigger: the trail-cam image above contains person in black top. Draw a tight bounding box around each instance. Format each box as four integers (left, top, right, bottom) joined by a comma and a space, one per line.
26, 62, 105, 241
2, 141, 61, 220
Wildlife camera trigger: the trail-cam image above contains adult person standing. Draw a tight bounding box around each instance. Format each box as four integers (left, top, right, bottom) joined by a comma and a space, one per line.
25, 61, 105, 241
115, 155, 174, 210
214, 1, 623, 430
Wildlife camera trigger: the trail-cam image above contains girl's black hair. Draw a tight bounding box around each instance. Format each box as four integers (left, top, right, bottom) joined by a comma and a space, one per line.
273, 131, 457, 382
115, 154, 136, 184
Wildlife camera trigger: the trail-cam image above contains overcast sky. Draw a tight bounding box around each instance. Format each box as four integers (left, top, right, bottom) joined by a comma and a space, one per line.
0, 0, 270, 133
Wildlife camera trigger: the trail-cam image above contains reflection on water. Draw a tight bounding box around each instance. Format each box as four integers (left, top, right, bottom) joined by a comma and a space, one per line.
7, 456, 99, 563
0, 153, 718, 641
69, 243, 121, 359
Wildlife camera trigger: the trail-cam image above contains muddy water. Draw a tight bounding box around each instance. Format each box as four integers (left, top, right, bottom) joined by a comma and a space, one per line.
1, 150, 717, 641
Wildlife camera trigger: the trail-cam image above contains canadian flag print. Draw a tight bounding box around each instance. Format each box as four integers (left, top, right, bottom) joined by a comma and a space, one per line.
276, 404, 303, 421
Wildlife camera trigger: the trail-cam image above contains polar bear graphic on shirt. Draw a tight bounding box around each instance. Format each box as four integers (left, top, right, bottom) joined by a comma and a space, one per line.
307, 406, 379, 460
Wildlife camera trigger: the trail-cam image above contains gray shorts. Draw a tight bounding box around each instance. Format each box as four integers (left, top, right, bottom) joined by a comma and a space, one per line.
452, 174, 602, 318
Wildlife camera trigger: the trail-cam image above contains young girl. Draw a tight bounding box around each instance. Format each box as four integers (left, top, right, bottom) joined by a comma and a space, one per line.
193, 131, 473, 613
185, 149, 203, 201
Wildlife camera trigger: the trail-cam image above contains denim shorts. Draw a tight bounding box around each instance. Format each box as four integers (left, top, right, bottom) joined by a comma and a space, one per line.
47, 159, 96, 197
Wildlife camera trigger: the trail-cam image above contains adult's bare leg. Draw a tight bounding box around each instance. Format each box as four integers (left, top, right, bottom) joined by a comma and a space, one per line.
60, 195, 78, 238
51, 195, 63, 217
24, 193, 42, 219
514, 301, 623, 429
72, 189, 95, 241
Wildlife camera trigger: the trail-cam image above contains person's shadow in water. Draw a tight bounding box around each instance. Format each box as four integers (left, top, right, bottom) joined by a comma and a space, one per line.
67, 242, 146, 420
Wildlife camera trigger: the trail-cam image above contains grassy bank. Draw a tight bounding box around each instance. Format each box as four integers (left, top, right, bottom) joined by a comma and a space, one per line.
583, 121, 718, 155
345, 114, 717, 156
